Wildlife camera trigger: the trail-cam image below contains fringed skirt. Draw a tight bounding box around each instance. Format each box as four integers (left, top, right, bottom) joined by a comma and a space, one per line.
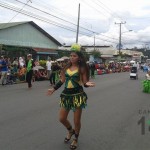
142, 80, 150, 93
60, 86, 88, 111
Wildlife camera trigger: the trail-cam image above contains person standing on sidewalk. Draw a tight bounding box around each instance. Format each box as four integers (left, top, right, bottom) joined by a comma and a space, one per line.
46, 57, 52, 80
47, 44, 95, 149
26, 54, 34, 88
0, 56, 8, 85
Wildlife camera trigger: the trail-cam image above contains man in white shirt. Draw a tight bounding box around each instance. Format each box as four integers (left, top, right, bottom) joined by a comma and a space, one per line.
46, 57, 52, 79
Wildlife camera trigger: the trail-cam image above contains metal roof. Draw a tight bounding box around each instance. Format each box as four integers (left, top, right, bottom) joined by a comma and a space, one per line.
0, 21, 61, 46
0, 21, 29, 30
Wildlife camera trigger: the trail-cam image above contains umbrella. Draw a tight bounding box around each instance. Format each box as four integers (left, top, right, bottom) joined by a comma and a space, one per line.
130, 60, 135, 63
56, 58, 64, 61
124, 65, 130, 69
33, 65, 44, 70
61, 56, 69, 60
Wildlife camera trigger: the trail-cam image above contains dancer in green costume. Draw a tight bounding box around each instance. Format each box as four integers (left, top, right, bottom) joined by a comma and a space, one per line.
143, 70, 150, 93
47, 44, 95, 149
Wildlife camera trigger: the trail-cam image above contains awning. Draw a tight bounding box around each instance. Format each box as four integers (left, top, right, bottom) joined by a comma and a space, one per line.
33, 48, 58, 55
101, 55, 114, 58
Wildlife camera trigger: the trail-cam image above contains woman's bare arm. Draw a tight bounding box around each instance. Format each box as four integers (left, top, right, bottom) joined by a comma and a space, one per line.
81, 68, 95, 87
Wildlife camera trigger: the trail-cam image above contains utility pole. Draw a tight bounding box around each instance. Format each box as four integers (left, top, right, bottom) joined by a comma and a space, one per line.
94, 33, 95, 51
76, 3, 80, 43
115, 21, 126, 56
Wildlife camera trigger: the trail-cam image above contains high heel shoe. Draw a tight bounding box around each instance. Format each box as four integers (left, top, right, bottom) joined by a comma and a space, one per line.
70, 139, 77, 149
64, 129, 75, 143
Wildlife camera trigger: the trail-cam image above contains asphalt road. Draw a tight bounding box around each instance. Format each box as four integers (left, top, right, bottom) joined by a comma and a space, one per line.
0, 71, 150, 150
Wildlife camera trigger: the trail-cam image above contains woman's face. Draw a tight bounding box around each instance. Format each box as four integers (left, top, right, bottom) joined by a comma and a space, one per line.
70, 52, 79, 64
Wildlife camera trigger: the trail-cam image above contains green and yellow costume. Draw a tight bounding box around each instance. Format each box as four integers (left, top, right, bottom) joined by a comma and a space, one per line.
142, 80, 150, 93
60, 68, 87, 111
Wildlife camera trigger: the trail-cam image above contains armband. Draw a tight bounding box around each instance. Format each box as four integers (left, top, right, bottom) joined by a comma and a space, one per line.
53, 80, 63, 90
84, 82, 89, 88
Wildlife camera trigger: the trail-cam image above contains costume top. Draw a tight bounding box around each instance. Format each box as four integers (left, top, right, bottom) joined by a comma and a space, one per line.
65, 68, 81, 88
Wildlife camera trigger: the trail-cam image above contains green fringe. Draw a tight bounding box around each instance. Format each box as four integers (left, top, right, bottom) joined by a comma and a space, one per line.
142, 80, 150, 93
54, 71, 60, 83
60, 92, 87, 111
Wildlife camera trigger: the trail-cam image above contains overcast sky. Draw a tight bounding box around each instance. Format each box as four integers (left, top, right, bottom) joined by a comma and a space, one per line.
0, 0, 150, 49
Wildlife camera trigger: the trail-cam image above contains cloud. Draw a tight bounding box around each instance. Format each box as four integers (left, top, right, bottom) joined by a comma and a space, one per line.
1, 0, 150, 49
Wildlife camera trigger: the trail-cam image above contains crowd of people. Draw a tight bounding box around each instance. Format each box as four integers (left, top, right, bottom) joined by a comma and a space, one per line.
0, 55, 27, 85
0, 54, 150, 87
0, 54, 68, 87
88, 61, 139, 78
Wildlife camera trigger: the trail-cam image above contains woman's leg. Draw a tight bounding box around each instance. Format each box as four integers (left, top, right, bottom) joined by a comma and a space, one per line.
73, 108, 82, 135
59, 107, 71, 128
59, 108, 75, 142
70, 108, 82, 149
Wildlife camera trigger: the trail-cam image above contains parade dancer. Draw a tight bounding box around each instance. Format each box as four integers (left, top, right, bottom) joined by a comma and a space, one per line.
143, 70, 150, 93
49, 61, 61, 86
47, 44, 95, 149
26, 54, 34, 88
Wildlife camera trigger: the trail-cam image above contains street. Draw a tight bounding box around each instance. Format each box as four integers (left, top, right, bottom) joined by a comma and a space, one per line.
0, 71, 150, 150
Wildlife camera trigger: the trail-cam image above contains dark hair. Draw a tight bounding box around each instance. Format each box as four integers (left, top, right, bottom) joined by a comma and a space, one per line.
62, 51, 89, 81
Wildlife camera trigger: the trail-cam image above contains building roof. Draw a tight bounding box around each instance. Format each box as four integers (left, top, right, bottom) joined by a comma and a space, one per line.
0, 21, 61, 47
0, 21, 28, 30
33, 48, 58, 55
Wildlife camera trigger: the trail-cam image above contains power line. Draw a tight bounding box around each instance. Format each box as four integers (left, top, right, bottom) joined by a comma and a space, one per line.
0, 2, 79, 32
3, 0, 31, 24
79, 0, 109, 18
95, 0, 122, 20
0, 1, 118, 44
13, 0, 119, 41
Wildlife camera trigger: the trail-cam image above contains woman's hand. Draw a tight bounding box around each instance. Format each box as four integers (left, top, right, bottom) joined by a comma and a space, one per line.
85, 81, 95, 87
47, 88, 55, 96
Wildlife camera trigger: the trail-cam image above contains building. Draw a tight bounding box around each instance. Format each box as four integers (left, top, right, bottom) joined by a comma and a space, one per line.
0, 21, 61, 60
60, 45, 144, 62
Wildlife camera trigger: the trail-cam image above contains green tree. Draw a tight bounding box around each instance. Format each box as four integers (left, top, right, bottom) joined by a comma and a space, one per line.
90, 50, 101, 58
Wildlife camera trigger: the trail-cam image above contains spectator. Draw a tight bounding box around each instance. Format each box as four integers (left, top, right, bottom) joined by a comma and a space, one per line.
0, 56, 8, 85
46, 57, 52, 79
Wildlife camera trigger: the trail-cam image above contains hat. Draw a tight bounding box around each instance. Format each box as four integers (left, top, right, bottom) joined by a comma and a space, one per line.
27, 54, 32, 57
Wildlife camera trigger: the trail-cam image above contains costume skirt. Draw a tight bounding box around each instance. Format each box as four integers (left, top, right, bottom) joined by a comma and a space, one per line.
60, 86, 87, 111
142, 80, 150, 93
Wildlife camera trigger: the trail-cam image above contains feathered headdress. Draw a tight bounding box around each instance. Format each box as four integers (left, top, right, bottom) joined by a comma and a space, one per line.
70, 43, 81, 52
